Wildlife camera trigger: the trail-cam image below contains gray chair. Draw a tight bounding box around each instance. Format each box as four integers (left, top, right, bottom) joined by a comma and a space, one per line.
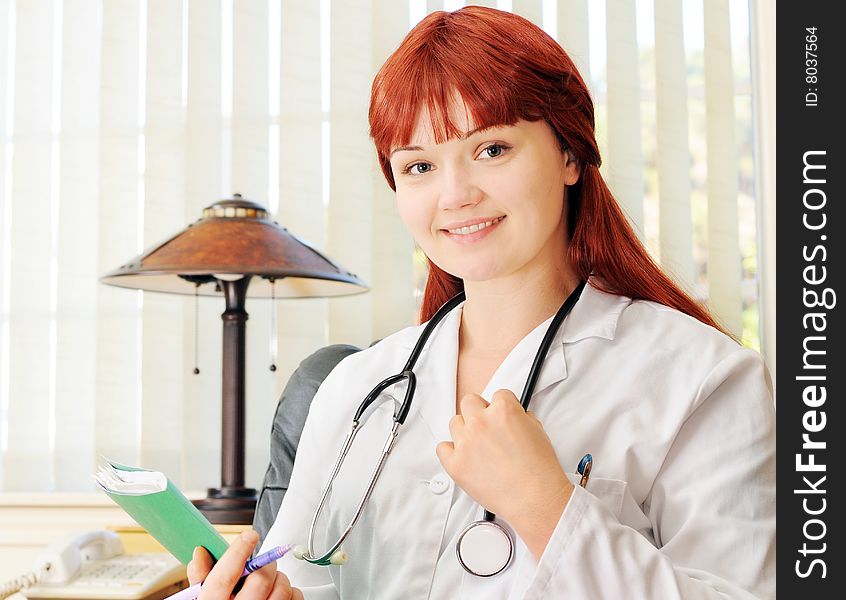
253, 344, 361, 543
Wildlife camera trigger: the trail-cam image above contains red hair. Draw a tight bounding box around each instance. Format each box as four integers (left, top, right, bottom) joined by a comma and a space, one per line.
369, 6, 726, 335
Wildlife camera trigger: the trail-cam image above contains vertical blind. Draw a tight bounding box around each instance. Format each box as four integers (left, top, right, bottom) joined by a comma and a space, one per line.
0, 0, 769, 493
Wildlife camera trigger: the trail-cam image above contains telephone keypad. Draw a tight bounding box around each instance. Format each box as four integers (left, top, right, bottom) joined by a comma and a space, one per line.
74, 555, 179, 587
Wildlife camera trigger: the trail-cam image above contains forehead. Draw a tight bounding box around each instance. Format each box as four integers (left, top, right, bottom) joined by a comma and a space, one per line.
406, 95, 479, 147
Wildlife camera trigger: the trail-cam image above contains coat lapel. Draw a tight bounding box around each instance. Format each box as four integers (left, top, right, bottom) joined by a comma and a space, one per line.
400, 279, 632, 441
406, 302, 463, 442
481, 280, 632, 403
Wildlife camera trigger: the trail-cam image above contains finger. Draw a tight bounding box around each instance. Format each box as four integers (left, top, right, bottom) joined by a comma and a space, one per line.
264, 571, 298, 600
258, 570, 300, 600
435, 440, 454, 469
447, 413, 465, 441
459, 393, 488, 419
490, 388, 521, 410
201, 529, 260, 596
187, 546, 215, 586
235, 562, 276, 598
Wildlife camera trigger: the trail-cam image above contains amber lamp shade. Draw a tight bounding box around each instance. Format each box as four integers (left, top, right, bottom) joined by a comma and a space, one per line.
101, 195, 367, 523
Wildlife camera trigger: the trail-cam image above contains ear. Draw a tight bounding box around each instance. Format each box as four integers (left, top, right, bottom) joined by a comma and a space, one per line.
563, 150, 581, 186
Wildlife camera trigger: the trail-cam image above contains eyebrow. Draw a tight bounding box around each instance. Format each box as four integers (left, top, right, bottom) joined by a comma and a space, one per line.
388, 125, 494, 158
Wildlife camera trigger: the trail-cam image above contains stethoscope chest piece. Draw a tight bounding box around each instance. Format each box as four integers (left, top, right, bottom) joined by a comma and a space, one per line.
455, 519, 513, 577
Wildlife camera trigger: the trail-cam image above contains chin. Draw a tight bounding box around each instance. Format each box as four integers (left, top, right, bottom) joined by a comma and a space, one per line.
442, 264, 503, 283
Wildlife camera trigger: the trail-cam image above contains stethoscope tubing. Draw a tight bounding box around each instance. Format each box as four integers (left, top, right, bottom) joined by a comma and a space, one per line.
306, 419, 402, 565
482, 278, 587, 524
519, 280, 587, 409
303, 280, 587, 566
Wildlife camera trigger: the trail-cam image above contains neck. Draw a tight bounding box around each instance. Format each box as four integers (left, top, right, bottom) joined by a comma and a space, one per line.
459, 265, 581, 358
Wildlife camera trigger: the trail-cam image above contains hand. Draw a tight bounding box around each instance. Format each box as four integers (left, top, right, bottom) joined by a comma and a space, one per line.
187, 529, 303, 599
435, 389, 574, 559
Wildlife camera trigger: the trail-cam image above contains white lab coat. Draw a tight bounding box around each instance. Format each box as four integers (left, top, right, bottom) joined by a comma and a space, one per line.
263, 280, 775, 599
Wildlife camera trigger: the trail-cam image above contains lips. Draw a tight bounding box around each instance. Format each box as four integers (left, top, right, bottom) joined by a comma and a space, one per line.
442, 216, 505, 235
440, 216, 505, 243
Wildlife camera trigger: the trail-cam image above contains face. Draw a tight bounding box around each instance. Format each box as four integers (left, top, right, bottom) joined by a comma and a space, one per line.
389, 101, 580, 288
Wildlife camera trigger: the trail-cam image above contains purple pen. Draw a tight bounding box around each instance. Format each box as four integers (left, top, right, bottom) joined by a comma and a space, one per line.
165, 544, 294, 600
241, 544, 293, 576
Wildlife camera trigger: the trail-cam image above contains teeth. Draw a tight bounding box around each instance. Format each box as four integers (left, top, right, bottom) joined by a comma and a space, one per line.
447, 217, 502, 235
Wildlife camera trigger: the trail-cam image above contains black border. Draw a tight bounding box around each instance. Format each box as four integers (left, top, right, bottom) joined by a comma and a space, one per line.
776, 2, 844, 595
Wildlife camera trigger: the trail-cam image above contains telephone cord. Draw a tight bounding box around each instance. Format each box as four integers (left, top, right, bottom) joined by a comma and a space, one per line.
0, 569, 43, 599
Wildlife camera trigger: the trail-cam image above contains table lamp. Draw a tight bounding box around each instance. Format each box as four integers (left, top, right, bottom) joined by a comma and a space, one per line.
101, 194, 368, 523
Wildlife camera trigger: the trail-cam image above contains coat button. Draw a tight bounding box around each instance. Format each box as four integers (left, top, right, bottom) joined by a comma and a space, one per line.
428, 474, 450, 495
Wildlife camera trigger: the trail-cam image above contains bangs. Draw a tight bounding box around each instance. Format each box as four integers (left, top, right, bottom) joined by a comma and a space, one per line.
369, 8, 560, 167
372, 39, 524, 154
369, 7, 595, 190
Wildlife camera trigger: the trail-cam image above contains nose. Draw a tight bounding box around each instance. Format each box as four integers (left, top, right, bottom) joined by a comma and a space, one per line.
437, 164, 483, 211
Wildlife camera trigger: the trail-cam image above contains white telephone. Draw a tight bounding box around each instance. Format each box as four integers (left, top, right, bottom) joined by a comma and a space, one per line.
7, 530, 187, 600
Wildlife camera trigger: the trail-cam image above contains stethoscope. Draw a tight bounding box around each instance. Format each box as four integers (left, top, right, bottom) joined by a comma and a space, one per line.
296, 280, 588, 577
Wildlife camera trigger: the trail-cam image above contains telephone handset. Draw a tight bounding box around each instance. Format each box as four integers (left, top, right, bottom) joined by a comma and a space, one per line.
14, 530, 187, 600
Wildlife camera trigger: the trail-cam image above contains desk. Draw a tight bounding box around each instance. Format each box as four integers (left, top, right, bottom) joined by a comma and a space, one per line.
4, 524, 251, 600
1, 494, 255, 599
108, 523, 251, 553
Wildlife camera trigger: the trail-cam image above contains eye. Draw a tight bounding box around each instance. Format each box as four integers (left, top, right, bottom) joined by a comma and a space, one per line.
402, 161, 433, 175
478, 143, 510, 160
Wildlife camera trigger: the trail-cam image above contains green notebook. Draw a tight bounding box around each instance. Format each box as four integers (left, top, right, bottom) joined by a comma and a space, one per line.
94, 460, 230, 564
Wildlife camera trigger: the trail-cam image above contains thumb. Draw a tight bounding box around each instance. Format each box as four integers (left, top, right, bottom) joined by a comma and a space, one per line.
202, 529, 260, 593
187, 545, 214, 586
435, 440, 454, 469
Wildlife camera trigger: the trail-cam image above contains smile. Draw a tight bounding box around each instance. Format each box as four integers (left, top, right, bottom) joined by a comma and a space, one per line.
445, 216, 505, 235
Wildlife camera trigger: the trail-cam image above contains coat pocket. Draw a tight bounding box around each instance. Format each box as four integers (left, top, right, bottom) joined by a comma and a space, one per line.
565, 472, 627, 518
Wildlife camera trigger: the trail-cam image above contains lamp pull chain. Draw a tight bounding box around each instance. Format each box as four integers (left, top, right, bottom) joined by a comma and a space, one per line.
270, 279, 278, 372
193, 284, 201, 375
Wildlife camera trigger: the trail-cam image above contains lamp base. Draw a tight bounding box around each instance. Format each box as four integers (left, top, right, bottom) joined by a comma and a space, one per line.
193, 487, 258, 525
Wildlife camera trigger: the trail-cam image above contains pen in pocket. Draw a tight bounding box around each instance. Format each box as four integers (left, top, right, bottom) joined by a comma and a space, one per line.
577, 453, 592, 488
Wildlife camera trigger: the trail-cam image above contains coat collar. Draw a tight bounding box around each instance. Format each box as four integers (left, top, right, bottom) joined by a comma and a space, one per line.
404, 278, 632, 441
556, 278, 632, 344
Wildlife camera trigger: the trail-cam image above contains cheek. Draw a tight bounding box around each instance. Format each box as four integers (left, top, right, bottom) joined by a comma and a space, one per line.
395, 191, 431, 238
525, 167, 567, 223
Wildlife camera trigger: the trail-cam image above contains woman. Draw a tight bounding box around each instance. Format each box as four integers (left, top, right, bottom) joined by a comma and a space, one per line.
189, 7, 775, 599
